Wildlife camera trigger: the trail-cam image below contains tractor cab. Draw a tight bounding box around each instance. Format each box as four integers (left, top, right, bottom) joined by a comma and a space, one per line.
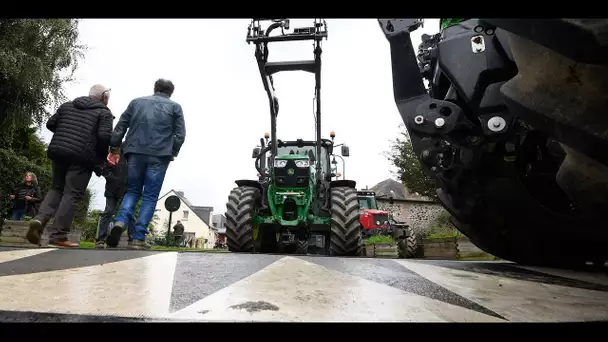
253, 136, 342, 184
357, 190, 391, 232
274, 139, 333, 182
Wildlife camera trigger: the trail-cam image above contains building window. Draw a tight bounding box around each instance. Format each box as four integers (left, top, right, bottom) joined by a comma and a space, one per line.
183, 210, 189, 221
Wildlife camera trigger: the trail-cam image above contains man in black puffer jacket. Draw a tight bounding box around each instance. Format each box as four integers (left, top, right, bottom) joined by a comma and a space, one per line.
26, 84, 114, 248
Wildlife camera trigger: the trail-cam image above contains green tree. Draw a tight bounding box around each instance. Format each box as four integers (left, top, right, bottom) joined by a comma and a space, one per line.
0, 19, 85, 148
385, 125, 438, 199
0, 19, 84, 216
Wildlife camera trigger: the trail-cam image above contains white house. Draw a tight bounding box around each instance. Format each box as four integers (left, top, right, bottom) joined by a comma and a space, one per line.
154, 189, 218, 248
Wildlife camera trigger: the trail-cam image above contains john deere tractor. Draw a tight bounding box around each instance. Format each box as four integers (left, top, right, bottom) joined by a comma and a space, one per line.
224, 18, 363, 256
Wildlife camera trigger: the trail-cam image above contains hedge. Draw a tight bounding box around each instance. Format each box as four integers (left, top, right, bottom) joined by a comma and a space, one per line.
0, 148, 51, 218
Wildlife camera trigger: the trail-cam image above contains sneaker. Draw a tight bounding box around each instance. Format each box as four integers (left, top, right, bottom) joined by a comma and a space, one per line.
26, 219, 43, 245
128, 240, 151, 250
49, 240, 79, 248
127, 240, 133, 246
106, 222, 124, 248
95, 241, 105, 249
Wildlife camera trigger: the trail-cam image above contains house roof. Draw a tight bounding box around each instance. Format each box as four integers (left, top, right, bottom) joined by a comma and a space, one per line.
370, 179, 409, 200
370, 178, 434, 202
157, 189, 214, 225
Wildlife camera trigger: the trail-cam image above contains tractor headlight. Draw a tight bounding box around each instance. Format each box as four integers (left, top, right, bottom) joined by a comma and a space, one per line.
274, 159, 287, 168
376, 220, 380, 225
295, 160, 310, 168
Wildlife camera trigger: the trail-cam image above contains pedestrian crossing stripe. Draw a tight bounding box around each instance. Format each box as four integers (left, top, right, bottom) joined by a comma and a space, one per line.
0, 247, 607, 322
170, 256, 505, 322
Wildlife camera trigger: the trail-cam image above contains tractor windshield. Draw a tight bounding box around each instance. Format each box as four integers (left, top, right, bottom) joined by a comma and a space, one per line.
276, 145, 331, 176
358, 196, 378, 210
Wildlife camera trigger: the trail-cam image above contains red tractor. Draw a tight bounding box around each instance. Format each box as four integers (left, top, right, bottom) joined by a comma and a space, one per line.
357, 190, 417, 258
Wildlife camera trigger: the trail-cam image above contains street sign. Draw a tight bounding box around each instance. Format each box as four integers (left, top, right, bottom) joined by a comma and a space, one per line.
164, 195, 181, 212
164, 195, 182, 245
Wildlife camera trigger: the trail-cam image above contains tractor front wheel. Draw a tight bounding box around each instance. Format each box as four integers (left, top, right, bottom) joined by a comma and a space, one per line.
398, 227, 417, 258
329, 187, 363, 257
225, 186, 260, 253
295, 239, 309, 255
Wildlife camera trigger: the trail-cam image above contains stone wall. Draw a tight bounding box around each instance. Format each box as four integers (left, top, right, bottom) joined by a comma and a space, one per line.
0, 220, 81, 246
377, 198, 444, 237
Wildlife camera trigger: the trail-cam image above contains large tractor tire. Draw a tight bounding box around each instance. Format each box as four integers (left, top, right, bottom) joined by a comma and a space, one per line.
329, 187, 363, 257
295, 239, 308, 255
225, 186, 260, 253
398, 227, 417, 259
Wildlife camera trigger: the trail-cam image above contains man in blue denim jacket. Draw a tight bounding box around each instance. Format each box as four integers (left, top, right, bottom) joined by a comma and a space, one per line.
106, 79, 186, 249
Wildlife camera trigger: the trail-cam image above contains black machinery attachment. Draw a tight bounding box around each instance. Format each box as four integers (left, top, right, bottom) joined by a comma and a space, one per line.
246, 18, 329, 185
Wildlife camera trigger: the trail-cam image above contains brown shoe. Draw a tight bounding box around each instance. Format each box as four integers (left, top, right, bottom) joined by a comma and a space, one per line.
49, 240, 79, 248
26, 220, 43, 245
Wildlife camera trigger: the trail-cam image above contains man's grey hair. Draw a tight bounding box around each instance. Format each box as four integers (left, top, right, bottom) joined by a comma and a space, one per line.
89, 84, 110, 99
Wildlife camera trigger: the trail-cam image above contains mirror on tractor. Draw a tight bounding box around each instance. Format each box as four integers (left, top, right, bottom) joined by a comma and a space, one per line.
252, 147, 261, 159
341, 145, 350, 157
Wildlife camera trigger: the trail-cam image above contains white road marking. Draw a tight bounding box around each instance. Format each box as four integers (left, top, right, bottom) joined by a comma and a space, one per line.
0, 252, 178, 318
396, 259, 608, 322
170, 256, 504, 322
0, 248, 56, 264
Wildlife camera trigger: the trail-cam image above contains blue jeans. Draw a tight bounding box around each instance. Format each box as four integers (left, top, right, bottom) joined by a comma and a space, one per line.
11, 207, 26, 221
114, 154, 170, 241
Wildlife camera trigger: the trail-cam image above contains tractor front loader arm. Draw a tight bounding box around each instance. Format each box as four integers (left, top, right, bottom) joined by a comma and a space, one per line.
246, 18, 329, 185
377, 19, 431, 159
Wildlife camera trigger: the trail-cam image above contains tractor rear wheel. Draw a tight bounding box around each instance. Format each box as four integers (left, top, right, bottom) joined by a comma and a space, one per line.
225, 186, 260, 253
398, 227, 417, 258
329, 187, 363, 257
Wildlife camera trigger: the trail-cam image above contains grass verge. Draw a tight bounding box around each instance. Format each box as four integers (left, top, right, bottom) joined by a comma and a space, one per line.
365, 235, 394, 245
78, 240, 228, 252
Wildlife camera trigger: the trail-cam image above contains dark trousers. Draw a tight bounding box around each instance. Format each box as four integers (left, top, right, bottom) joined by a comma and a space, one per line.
11, 207, 26, 221
173, 234, 183, 247
97, 196, 134, 243
35, 160, 92, 242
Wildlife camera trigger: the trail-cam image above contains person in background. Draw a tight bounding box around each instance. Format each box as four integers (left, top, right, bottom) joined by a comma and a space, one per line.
9, 172, 42, 220
95, 145, 135, 248
26, 84, 114, 248
106, 79, 186, 250
172, 220, 184, 247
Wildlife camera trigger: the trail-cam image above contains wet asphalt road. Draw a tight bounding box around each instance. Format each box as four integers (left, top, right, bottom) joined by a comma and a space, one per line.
0, 247, 608, 322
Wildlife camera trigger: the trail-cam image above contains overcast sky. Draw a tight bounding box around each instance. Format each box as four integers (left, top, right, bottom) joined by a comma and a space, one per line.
40, 19, 440, 216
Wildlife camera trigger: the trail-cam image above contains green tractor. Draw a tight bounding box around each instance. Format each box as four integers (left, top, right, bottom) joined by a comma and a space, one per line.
224, 18, 363, 256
